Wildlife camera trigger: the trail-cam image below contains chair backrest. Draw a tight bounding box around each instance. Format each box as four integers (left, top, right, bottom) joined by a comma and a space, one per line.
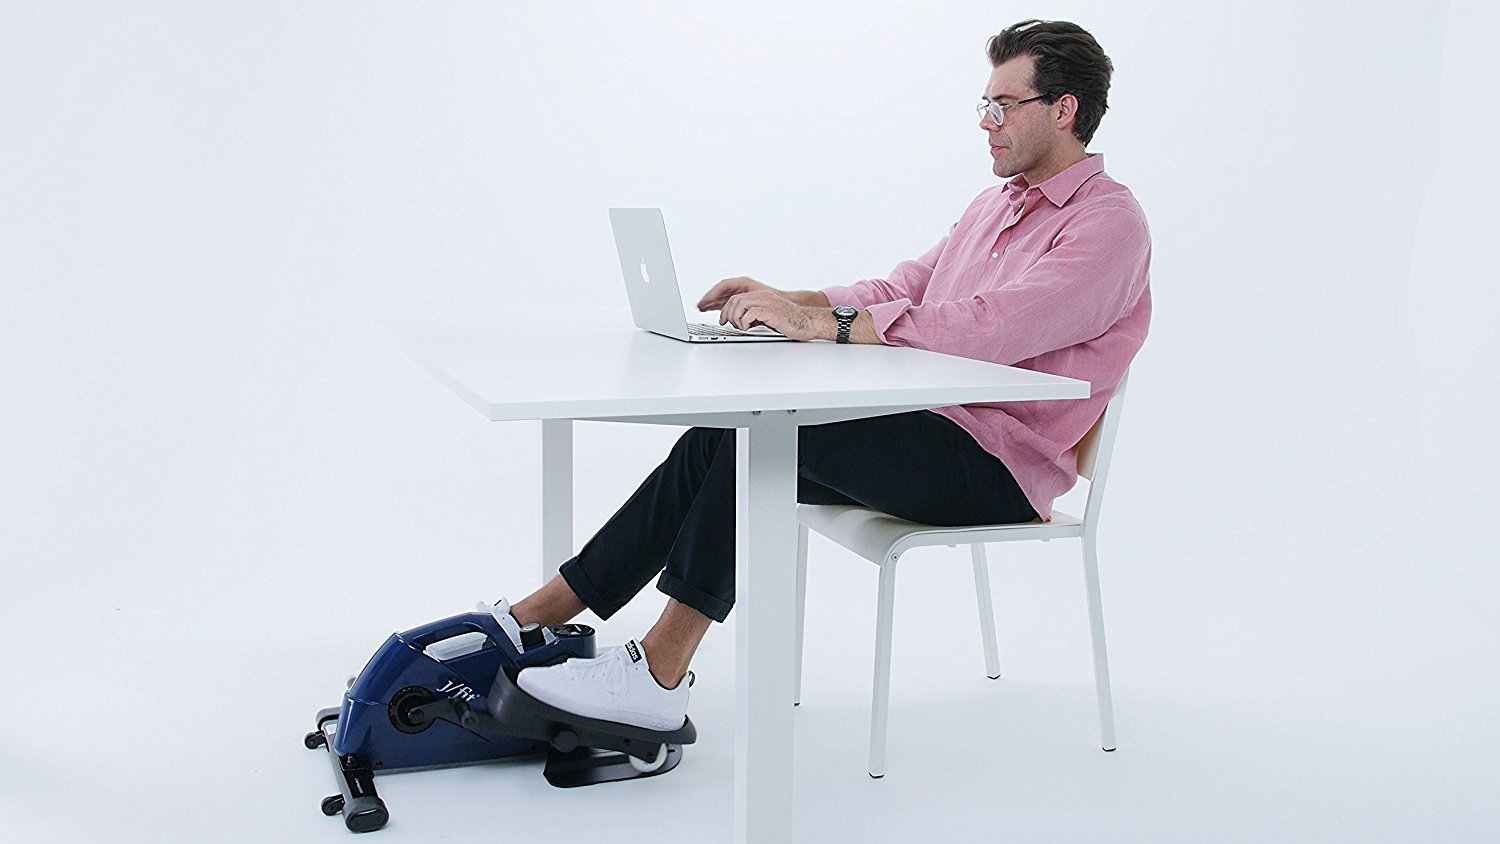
1076, 370, 1130, 525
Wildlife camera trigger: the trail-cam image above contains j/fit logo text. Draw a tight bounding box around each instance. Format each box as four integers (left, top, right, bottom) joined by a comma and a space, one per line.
436, 679, 479, 702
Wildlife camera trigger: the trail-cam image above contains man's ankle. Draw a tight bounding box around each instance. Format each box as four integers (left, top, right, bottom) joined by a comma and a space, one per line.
639, 638, 686, 689
511, 575, 586, 628
509, 600, 539, 628
648, 662, 687, 690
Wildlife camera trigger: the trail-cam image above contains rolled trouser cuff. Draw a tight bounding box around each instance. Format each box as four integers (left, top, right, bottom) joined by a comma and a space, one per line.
558, 556, 625, 620
656, 571, 732, 623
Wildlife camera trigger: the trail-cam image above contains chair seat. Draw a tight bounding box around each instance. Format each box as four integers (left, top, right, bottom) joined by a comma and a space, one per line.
796, 503, 1085, 566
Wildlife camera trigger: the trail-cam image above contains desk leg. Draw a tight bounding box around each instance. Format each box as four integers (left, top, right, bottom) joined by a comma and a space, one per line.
539, 419, 573, 586
735, 415, 798, 844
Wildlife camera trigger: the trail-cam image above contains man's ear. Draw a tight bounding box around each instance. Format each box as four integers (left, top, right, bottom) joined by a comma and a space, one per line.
1054, 93, 1080, 132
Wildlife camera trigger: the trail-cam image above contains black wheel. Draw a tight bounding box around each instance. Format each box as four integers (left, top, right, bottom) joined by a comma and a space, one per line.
346, 799, 389, 833
321, 794, 344, 816
304, 731, 327, 750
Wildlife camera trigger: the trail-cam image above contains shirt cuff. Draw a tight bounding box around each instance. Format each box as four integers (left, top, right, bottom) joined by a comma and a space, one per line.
865, 299, 914, 344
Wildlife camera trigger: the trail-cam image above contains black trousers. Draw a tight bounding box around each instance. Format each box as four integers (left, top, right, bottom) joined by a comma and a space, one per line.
558, 410, 1038, 623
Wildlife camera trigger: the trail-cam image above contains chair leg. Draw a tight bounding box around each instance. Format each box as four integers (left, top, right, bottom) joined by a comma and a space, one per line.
1080, 534, 1118, 751
869, 559, 898, 777
794, 523, 809, 706
970, 544, 1001, 679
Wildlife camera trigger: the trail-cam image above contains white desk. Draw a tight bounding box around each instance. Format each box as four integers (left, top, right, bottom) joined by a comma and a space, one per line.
392, 323, 1089, 843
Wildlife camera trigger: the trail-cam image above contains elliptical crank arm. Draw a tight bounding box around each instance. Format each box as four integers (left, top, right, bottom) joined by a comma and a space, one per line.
409, 696, 489, 729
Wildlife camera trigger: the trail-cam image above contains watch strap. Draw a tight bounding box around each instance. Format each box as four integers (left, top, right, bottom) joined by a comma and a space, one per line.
835, 307, 856, 344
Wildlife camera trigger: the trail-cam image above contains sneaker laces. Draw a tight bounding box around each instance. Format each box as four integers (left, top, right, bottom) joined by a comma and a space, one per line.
565, 648, 629, 695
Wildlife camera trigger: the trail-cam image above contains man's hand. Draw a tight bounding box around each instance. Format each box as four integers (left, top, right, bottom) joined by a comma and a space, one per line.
696, 276, 776, 312
697, 276, 848, 341
698, 277, 831, 312
715, 289, 830, 341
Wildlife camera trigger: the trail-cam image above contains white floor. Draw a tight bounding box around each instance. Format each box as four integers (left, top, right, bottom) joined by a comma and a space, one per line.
3, 487, 1496, 843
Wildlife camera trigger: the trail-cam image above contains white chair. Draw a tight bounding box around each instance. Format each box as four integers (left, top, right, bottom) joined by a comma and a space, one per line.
794, 372, 1130, 777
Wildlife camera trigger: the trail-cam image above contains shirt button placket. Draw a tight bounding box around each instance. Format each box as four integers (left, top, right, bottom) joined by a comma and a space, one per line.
995, 190, 1030, 258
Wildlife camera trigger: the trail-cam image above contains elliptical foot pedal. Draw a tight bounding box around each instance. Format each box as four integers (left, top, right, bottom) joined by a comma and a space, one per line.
487, 664, 695, 787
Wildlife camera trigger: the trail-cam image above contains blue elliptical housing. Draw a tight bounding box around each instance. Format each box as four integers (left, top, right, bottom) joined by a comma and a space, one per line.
331, 609, 595, 770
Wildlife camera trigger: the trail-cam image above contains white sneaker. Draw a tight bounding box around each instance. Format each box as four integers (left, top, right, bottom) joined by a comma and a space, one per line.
517, 639, 691, 732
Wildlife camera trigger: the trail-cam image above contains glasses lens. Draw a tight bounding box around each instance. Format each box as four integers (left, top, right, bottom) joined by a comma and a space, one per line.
979, 102, 1002, 126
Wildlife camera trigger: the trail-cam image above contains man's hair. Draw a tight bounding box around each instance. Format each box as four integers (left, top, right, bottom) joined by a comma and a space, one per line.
987, 20, 1113, 146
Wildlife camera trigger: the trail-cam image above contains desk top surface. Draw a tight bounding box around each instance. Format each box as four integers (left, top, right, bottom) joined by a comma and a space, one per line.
389, 320, 1089, 422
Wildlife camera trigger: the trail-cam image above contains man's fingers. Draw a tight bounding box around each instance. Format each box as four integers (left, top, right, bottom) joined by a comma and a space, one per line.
721, 292, 745, 327
696, 283, 729, 310
718, 289, 787, 329
699, 277, 766, 310
725, 299, 746, 329
698, 278, 743, 309
737, 304, 772, 331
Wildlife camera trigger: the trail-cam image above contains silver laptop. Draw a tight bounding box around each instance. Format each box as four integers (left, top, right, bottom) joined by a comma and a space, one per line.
609, 208, 793, 343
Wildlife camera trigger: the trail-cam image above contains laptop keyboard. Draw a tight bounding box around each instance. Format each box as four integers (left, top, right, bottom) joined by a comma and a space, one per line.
688, 323, 758, 337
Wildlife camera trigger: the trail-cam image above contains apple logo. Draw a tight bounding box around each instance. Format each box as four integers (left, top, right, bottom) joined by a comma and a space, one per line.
639, 258, 652, 285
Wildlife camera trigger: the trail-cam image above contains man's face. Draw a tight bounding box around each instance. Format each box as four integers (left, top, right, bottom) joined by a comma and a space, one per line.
981, 56, 1056, 180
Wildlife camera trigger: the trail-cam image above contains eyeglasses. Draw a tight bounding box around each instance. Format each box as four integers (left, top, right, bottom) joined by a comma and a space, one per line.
975, 94, 1049, 126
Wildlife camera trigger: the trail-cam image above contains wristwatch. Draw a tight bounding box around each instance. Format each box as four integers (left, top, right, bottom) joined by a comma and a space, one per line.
833, 306, 858, 344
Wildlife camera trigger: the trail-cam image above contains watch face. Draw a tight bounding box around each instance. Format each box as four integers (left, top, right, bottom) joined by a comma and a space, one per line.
834, 306, 858, 318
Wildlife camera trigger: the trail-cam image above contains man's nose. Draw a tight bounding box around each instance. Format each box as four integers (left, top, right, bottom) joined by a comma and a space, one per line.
979, 110, 1001, 131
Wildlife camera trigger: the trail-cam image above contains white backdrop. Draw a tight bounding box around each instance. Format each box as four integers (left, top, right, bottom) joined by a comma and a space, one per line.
3, 2, 1497, 841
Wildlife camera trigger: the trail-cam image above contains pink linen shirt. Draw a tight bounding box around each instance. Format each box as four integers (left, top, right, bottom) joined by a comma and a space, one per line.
820, 153, 1151, 521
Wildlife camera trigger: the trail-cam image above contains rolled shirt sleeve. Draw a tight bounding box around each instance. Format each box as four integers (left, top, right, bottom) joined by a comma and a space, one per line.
865, 204, 1149, 366
819, 232, 949, 312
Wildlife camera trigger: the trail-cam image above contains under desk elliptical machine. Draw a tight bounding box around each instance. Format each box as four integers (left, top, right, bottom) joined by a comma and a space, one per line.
304, 600, 697, 833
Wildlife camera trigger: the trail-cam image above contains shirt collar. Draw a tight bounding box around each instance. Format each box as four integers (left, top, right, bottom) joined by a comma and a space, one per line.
1006, 153, 1105, 208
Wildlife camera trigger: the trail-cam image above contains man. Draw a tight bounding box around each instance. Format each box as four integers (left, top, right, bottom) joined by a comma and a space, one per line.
498, 19, 1151, 733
